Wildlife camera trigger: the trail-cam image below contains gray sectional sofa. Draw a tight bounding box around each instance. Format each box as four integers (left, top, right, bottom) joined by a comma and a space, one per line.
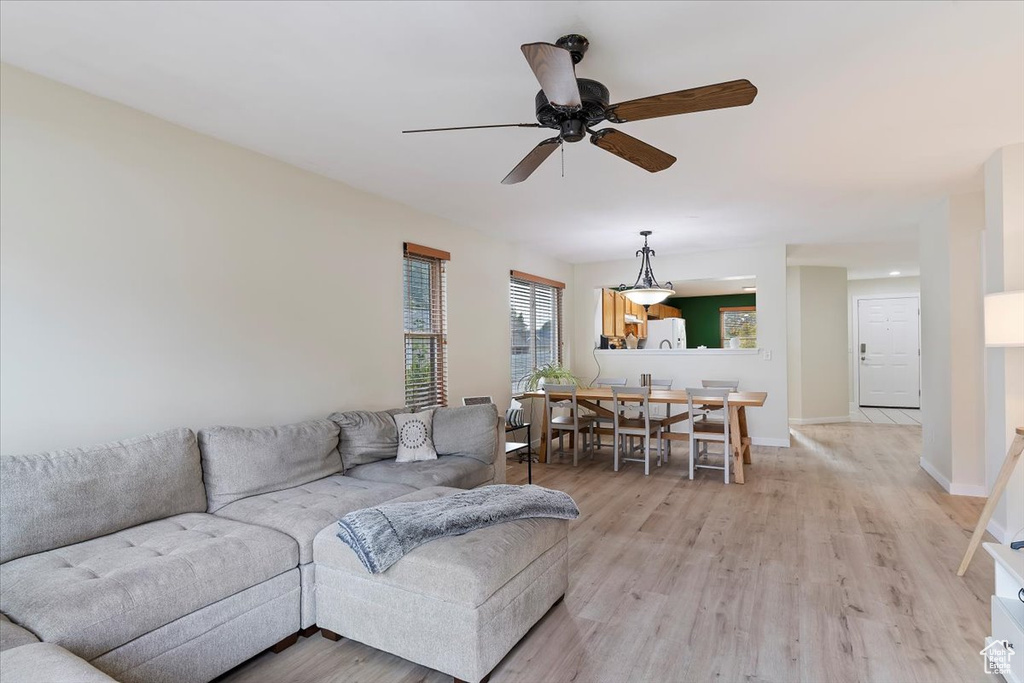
0, 404, 504, 683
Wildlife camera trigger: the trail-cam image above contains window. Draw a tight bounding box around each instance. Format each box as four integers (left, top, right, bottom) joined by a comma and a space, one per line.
720, 306, 757, 348
510, 270, 564, 395
403, 243, 449, 410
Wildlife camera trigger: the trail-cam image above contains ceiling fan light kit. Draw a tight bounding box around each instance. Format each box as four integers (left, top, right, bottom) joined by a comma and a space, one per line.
403, 34, 758, 183
619, 231, 674, 307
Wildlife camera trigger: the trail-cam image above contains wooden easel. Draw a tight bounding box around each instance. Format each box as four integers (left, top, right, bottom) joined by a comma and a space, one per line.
957, 426, 1024, 576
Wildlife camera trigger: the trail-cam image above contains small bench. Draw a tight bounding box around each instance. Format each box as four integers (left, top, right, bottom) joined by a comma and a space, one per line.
312, 486, 569, 683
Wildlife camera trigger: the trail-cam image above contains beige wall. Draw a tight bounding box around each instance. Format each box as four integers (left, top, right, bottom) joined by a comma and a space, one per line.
571, 245, 790, 446
919, 192, 986, 495
847, 276, 921, 405
0, 64, 573, 454
984, 143, 1024, 543
787, 266, 850, 423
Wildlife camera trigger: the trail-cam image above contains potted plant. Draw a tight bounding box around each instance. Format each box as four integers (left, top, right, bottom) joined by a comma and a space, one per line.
524, 363, 580, 391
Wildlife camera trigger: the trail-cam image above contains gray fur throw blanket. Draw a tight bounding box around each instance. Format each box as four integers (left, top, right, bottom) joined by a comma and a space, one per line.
336, 484, 579, 573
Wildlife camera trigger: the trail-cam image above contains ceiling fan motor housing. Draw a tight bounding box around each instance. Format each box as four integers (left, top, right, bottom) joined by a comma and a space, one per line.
535, 78, 610, 140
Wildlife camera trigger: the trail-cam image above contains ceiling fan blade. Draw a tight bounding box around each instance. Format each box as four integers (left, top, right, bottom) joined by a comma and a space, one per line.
521, 43, 582, 109
402, 123, 542, 133
501, 137, 562, 185
605, 79, 758, 123
590, 129, 676, 173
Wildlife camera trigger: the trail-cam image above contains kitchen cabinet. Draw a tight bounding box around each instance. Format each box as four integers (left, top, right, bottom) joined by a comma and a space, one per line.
602, 289, 616, 337
613, 291, 626, 337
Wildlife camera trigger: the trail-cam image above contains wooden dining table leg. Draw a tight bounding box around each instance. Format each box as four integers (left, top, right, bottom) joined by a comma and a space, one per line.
729, 405, 745, 484
739, 406, 752, 464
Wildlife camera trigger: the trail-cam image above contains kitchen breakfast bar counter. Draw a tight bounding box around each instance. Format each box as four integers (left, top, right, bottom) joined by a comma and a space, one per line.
522, 387, 768, 484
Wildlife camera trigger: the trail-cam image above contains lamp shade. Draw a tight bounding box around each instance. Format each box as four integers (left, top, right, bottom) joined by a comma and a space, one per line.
622, 287, 674, 306
984, 290, 1024, 347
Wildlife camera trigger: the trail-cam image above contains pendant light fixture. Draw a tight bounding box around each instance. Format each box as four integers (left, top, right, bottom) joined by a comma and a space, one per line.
618, 231, 674, 307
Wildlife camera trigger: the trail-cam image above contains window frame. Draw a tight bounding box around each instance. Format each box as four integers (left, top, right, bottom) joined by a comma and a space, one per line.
509, 271, 565, 396
403, 243, 449, 410
719, 305, 757, 348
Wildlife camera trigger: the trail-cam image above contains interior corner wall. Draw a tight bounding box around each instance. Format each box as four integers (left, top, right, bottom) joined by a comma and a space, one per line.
786, 266, 849, 423
0, 64, 574, 454
984, 143, 1024, 543
919, 192, 986, 496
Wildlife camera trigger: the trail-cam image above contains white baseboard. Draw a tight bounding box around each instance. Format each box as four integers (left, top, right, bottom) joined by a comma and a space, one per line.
752, 436, 791, 448
919, 457, 951, 493
918, 457, 989, 497
789, 416, 849, 425
949, 481, 988, 497
987, 517, 1008, 543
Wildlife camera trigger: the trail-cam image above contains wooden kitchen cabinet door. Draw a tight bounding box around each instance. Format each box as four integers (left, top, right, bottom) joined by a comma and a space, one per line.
601, 289, 616, 337
613, 292, 626, 337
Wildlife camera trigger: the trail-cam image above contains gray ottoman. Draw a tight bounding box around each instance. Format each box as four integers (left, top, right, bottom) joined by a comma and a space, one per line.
312, 486, 569, 683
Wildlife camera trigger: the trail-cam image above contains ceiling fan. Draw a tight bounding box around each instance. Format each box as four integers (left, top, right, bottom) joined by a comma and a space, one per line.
403, 34, 758, 184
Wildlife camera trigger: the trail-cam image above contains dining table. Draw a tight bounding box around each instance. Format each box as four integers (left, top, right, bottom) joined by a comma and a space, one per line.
521, 387, 768, 484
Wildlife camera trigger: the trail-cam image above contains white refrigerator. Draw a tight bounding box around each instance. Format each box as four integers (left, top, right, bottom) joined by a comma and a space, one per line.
646, 319, 687, 350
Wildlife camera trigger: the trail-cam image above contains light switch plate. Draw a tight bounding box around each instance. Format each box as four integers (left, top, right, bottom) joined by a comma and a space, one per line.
763, 349, 772, 361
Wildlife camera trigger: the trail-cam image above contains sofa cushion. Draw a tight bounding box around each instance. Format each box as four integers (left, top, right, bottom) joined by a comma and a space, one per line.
0, 643, 118, 683
0, 614, 38, 652
330, 408, 407, 470
198, 419, 341, 513
345, 456, 493, 490
0, 429, 206, 564
432, 404, 498, 464
214, 475, 415, 564
0, 512, 297, 661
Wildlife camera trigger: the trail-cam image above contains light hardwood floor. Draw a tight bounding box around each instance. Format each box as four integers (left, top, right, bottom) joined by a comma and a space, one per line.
218, 423, 994, 683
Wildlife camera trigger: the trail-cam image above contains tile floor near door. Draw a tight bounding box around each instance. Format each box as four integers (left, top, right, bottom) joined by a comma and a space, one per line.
218, 422, 993, 683
851, 406, 922, 424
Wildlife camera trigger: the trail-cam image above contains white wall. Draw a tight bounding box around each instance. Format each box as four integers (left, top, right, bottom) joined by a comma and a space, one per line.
918, 192, 986, 496
571, 245, 790, 447
787, 266, 849, 423
847, 276, 920, 405
983, 143, 1024, 543
0, 64, 573, 454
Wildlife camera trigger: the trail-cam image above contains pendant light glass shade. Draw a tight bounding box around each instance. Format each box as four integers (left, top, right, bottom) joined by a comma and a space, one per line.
617, 231, 674, 307
622, 287, 674, 306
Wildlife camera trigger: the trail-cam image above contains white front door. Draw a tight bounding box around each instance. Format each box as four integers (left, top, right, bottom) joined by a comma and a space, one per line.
858, 297, 920, 408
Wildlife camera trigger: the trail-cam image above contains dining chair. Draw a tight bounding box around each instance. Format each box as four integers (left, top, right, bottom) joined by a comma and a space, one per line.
693, 379, 738, 458
648, 378, 674, 458
543, 384, 595, 467
686, 387, 731, 483
592, 377, 627, 449
612, 386, 663, 476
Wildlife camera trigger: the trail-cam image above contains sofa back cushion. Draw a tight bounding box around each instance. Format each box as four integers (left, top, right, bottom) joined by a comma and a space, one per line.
330, 409, 407, 470
0, 428, 206, 563
432, 404, 498, 464
198, 419, 341, 513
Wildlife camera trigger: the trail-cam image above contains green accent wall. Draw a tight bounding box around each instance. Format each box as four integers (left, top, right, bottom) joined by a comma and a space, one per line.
666, 293, 756, 348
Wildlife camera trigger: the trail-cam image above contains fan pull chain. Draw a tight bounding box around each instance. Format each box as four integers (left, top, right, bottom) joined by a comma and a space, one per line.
561, 141, 565, 178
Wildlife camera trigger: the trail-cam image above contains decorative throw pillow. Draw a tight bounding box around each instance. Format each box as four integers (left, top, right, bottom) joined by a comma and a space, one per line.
506, 398, 526, 428
394, 410, 437, 463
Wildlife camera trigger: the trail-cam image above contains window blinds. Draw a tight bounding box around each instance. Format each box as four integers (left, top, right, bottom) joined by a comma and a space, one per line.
510, 273, 564, 395
404, 246, 448, 410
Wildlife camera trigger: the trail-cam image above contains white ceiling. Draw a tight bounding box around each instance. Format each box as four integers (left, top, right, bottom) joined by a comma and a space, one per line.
787, 241, 921, 280
1, 1, 1021, 264
668, 277, 757, 298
